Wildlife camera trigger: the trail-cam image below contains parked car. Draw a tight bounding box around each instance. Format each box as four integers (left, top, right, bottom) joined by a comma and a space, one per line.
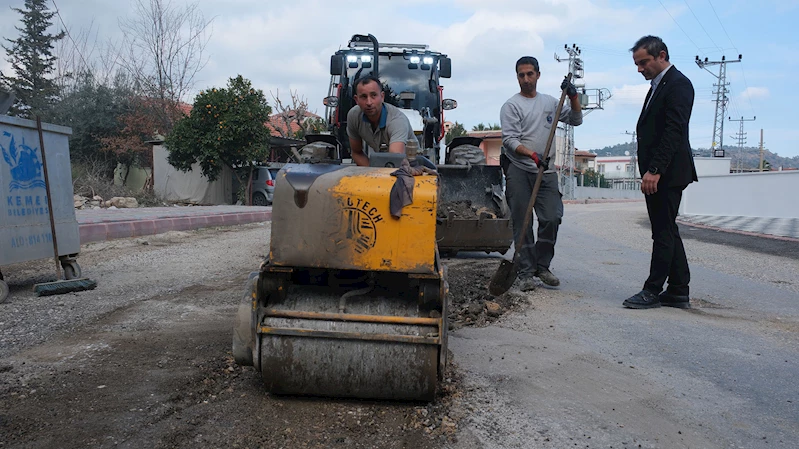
250, 166, 281, 206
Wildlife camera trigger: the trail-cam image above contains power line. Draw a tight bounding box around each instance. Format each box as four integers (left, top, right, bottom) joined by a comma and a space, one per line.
707, 0, 738, 52
657, 0, 703, 55
738, 64, 756, 115
704, 0, 756, 116
50, 0, 91, 75
682, 0, 722, 52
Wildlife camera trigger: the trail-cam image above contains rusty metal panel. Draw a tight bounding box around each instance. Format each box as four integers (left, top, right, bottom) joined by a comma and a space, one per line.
436, 164, 514, 254
436, 218, 513, 254
0, 115, 79, 265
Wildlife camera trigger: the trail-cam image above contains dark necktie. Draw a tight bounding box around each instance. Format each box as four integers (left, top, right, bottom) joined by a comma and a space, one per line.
640, 87, 653, 117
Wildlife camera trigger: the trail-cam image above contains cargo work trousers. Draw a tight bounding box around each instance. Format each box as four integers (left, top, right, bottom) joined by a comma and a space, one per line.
505, 163, 563, 277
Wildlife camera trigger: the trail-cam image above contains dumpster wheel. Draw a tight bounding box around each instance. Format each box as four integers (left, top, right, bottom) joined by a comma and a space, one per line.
61, 260, 81, 280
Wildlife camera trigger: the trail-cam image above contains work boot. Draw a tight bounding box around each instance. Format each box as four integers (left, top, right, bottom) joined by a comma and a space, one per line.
513, 276, 537, 292
659, 292, 690, 309
535, 268, 560, 287
622, 290, 661, 309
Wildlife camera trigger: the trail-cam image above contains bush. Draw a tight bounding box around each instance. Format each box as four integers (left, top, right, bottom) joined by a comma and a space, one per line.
71, 161, 164, 207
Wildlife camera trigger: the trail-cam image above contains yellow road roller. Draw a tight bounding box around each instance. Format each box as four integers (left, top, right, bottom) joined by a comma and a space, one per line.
233, 163, 448, 401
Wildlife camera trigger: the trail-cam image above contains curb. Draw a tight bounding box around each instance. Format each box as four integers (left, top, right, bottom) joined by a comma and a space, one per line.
676, 219, 799, 243
563, 199, 644, 205
79, 210, 273, 244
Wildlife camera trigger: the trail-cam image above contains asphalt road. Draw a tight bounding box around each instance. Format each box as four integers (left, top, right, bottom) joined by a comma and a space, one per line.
448, 202, 799, 449
3, 202, 797, 449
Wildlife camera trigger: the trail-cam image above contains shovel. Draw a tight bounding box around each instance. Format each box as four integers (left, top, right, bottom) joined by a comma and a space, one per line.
488, 73, 572, 296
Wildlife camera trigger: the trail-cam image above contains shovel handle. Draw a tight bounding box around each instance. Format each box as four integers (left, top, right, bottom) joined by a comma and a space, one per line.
515, 73, 573, 253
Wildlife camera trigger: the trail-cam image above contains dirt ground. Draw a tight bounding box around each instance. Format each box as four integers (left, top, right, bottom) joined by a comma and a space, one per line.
0, 224, 524, 449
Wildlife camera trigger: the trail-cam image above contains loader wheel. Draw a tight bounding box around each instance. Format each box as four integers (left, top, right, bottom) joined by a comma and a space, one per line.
232, 274, 259, 367
0, 280, 9, 304
449, 144, 486, 165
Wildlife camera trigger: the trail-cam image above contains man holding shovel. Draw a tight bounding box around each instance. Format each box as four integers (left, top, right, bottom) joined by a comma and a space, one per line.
500, 56, 583, 291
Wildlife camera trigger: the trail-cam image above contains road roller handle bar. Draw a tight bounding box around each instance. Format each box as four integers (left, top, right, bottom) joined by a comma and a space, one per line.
259, 309, 443, 345
263, 309, 440, 325
258, 326, 441, 345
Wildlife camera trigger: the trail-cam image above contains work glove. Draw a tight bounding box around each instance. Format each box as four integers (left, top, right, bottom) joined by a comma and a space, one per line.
530, 152, 546, 168
561, 77, 578, 99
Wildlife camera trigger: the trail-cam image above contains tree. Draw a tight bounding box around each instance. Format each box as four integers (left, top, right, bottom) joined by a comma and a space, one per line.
50, 71, 131, 168
165, 75, 271, 188
1, 0, 66, 119
581, 168, 609, 188
472, 122, 501, 131
99, 93, 174, 169
116, 0, 213, 134
269, 90, 326, 139
445, 121, 467, 145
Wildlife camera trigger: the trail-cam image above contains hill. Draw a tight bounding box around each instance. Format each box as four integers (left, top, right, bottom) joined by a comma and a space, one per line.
586, 142, 799, 170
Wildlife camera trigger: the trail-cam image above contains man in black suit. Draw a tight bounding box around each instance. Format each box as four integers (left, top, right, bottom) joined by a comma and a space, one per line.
623, 35, 698, 309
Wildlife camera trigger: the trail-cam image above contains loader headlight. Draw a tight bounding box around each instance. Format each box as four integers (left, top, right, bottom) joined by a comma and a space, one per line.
346, 55, 358, 63
410, 56, 421, 64
360, 55, 372, 63
423, 57, 434, 65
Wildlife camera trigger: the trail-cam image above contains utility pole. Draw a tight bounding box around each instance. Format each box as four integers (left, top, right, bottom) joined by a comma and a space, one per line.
554, 44, 611, 198
695, 54, 742, 157
554, 44, 582, 200
623, 130, 638, 189
729, 116, 755, 172
759, 129, 765, 172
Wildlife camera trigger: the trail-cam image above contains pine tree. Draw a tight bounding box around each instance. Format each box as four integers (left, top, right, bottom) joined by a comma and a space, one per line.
1, 0, 66, 118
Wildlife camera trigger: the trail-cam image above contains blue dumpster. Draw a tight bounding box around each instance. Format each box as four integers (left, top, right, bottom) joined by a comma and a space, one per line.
0, 114, 82, 302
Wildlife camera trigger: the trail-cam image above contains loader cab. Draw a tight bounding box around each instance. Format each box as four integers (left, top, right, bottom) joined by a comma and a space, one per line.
324, 36, 455, 162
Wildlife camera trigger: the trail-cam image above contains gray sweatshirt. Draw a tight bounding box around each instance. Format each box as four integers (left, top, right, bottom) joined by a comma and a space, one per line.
500, 92, 583, 173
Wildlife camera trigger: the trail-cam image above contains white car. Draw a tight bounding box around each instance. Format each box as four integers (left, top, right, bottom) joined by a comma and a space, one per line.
250, 166, 280, 206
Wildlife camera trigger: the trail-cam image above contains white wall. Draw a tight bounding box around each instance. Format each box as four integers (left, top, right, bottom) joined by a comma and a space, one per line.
595, 156, 637, 179
153, 144, 234, 205
575, 186, 643, 200
681, 171, 798, 218
693, 157, 731, 176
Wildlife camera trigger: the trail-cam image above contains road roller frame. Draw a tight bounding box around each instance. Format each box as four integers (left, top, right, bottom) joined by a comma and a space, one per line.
234, 257, 448, 401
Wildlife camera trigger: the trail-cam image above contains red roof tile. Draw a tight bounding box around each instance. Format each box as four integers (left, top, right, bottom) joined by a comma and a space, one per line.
267, 110, 321, 137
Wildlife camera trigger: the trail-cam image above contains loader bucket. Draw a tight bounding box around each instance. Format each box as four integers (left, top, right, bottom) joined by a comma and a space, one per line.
435, 164, 513, 255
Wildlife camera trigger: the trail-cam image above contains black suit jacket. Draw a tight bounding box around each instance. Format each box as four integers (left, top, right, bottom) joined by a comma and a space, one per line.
636, 66, 698, 188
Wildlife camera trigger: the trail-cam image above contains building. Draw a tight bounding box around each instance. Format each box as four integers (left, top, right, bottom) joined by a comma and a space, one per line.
267, 110, 322, 138
574, 150, 597, 173
465, 129, 570, 168
594, 155, 639, 190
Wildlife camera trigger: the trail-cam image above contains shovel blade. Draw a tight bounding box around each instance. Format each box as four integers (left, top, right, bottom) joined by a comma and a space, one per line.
488, 259, 517, 296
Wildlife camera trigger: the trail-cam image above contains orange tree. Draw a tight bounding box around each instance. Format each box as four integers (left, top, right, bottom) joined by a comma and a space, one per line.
165, 76, 271, 198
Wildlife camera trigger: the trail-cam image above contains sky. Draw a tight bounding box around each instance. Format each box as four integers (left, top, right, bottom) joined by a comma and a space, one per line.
1, 0, 798, 157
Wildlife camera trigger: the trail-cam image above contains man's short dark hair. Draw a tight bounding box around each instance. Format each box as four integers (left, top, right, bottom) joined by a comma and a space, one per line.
353, 75, 383, 95
630, 35, 669, 61
515, 56, 540, 73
